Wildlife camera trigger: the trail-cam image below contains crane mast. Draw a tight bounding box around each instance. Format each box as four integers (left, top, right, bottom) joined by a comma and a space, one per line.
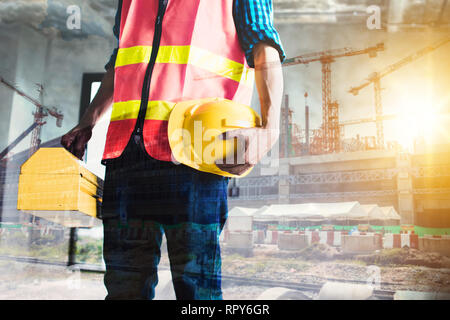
283, 43, 385, 154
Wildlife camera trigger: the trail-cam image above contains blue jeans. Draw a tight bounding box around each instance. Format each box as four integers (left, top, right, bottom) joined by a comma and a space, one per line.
103, 219, 223, 300
101, 135, 229, 300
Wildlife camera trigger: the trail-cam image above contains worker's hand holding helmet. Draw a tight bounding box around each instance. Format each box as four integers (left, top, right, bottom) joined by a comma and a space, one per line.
168, 98, 279, 177
214, 126, 278, 176
60, 124, 93, 160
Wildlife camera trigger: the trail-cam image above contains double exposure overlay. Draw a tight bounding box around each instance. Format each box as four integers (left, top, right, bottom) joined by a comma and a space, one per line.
0, 0, 449, 301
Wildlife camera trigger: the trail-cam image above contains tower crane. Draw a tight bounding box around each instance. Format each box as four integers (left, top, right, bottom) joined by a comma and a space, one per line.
283, 43, 385, 154
0, 77, 63, 161
349, 38, 450, 149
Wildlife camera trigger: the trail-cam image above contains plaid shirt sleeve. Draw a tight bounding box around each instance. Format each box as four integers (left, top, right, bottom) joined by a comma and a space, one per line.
105, 0, 285, 70
234, 0, 285, 68
104, 0, 122, 70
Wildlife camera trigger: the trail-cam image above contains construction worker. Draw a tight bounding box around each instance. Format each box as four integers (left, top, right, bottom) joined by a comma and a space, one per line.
61, 0, 284, 300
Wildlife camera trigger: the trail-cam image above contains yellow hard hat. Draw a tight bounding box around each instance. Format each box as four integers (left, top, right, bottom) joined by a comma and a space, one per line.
168, 97, 262, 178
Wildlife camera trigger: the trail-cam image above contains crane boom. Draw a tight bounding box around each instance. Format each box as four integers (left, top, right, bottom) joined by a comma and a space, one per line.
349, 38, 450, 96
340, 114, 397, 126
0, 77, 64, 125
283, 43, 384, 66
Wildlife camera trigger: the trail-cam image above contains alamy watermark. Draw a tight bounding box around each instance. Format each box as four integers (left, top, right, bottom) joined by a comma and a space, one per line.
66, 5, 81, 30
367, 5, 382, 30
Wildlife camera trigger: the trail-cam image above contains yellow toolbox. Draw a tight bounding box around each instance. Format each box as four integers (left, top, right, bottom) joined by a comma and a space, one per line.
17, 148, 103, 228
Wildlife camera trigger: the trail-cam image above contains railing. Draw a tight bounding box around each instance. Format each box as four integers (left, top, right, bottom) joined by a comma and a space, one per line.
230, 166, 450, 200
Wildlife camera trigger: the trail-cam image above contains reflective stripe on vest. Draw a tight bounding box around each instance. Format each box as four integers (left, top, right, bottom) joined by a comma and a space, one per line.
110, 100, 176, 122
115, 45, 255, 87
102, 0, 255, 162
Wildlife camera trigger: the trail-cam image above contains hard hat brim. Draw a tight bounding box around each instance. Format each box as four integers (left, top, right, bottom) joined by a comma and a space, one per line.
167, 98, 254, 178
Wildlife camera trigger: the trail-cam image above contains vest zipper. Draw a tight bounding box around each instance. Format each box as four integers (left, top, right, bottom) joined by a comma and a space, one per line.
134, 0, 169, 142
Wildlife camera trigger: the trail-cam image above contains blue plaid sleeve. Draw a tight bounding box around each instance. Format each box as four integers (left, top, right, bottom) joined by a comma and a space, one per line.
234, 0, 285, 68
104, 0, 122, 70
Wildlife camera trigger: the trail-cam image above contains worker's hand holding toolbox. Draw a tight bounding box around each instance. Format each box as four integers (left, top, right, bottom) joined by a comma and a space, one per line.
17, 148, 103, 228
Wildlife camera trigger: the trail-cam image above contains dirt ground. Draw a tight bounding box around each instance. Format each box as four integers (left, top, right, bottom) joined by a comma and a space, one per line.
218, 244, 450, 293
1, 243, 449, 299
0, 260, 269, 300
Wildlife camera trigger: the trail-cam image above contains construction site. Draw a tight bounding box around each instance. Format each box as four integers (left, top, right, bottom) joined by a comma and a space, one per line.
0, 0, 449, 301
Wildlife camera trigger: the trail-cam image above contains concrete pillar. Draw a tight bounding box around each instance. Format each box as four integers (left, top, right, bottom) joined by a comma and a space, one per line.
278, 158, 290, 204
278, 233, 308, 251
0, 25, 48, 222
0, 25, 20, 152
5, 25, 49, 155
396, 153, 414, 224
387, 0, 409, 32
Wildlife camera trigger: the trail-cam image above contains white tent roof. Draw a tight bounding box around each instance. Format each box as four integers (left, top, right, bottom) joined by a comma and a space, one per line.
252, 203, 323, 220
252, 202, 368, 220
361, 204, 386, 220
380, 206, 401, 220
248, 203, 400, 222
228, 207, 257, 217
307, 202, 367, 220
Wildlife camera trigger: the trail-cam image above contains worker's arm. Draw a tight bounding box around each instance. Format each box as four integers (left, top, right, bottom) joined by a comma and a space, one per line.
216, 43, 284, 175
61, 67, 115, 160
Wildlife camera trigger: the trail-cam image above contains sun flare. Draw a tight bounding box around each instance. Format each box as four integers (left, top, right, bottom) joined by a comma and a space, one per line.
395, 95, 449, 150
